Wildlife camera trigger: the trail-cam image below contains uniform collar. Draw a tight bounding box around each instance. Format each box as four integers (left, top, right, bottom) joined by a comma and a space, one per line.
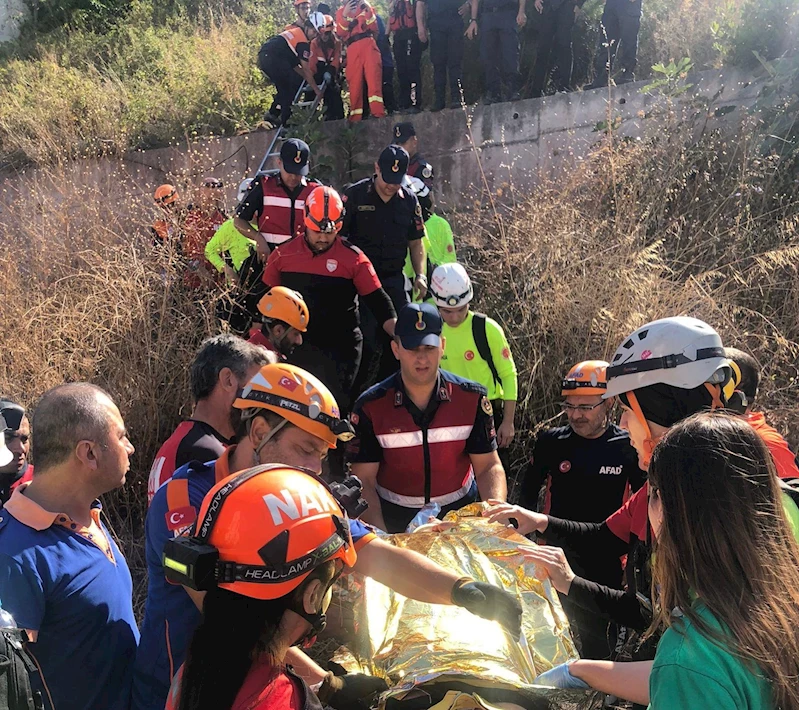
4, 482, 102, 532
392, 370, 450, 407
214, 446, 235, 484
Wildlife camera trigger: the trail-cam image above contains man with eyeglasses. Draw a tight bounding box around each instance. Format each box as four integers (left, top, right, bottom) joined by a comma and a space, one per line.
518, 360, 645, 659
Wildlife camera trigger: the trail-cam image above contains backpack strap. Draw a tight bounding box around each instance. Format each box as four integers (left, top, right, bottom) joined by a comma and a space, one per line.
471, 313, 502, 388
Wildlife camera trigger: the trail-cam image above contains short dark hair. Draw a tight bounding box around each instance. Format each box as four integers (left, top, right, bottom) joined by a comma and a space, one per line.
190, 335, 271, 401
724, 347, 760, 402
32, 383, 115, 472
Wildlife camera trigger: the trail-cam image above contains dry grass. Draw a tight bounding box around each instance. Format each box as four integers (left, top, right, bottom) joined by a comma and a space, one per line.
455, 111, 799, 494
0, 101, 798, 603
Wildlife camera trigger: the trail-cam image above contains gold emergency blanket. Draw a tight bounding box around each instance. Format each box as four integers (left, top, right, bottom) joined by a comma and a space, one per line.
336, 505, 599, 709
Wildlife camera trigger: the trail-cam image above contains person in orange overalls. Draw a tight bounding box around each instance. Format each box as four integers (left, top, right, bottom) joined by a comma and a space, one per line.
335, 0, 385, 121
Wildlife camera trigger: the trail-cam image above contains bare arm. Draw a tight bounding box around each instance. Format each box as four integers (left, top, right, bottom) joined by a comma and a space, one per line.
496, 399, 516, 448
233, 216, 269, 258
416, 0, 427, 42
408, 238, 427, 299
354, 537, 460, 603
295, 61, 323, 97
570, 660, 653, 706
351, 462, 388, 531
470, 451, 507, 501
286, 648, 328, 685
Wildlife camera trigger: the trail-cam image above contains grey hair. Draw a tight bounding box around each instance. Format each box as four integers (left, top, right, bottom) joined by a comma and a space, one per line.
190, 334, 273, 401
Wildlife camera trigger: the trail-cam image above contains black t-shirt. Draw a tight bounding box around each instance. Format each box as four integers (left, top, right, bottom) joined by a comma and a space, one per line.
519, 424, 646, 587
420, 0, 464, 28
340, 177, 425, 279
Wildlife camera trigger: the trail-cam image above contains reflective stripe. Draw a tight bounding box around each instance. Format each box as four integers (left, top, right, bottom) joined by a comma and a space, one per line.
368, 95, 384, 103
351, 108, 364, 115
376, 472, 475, 507
376, 424, 473, 449
260, 232, 294, 244
262, 196, 307, 209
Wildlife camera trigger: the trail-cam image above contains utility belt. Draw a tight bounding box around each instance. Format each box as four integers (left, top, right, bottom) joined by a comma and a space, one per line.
346, 32, 374, 47
481, 3, 517, 11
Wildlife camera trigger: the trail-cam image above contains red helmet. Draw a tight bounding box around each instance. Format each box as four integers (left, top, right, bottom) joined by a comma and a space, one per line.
304, 186, 344, 233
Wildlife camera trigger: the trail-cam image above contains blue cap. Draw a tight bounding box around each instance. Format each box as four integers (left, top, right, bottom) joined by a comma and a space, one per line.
395, 303, 442, 349
378, 145, 409, 184
280, 138, 310, 176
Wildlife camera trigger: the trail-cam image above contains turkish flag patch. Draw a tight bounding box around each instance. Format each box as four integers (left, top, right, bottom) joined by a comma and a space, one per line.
166, 506, 197, 532
279, 375, 299, 392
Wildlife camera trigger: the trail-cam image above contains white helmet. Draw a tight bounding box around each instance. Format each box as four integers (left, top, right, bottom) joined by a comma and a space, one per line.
403, 174, 430, 199
430, 263, 473, 308
237, 179, 254, 204
604, 316, 731, 399
308, 11, 326, 30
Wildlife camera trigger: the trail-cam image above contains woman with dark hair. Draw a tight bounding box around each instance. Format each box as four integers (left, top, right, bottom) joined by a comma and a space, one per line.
163, 464, 376, 710
538, 412, 799, 708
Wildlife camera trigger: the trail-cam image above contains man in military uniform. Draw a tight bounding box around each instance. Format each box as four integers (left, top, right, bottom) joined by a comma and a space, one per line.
479, 0, 527, 103
349, 303, 507, 533
341, 145, 428, 390
416, 0, 478, 110
393, 121, 434, 189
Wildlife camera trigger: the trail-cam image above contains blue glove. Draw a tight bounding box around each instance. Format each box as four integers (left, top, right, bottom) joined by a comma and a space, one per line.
535, 662, 590, 690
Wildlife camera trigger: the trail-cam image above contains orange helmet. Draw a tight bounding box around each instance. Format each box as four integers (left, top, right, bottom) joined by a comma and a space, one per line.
304, 186, 344, 234
234, 363, 353, 448
154, 184, 178, 205
561, 360, 609, 397
322, 13, 334, 30
163, 464, 356, 600
258, 286, 310, 332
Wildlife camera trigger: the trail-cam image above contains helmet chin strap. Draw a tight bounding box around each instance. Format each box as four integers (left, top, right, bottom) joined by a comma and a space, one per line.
626, 391, 662, 470
252, 418, 289, 465
290, 567, 344, 648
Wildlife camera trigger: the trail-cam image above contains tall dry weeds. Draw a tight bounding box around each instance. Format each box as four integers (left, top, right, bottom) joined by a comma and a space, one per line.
0, 108, 797, 600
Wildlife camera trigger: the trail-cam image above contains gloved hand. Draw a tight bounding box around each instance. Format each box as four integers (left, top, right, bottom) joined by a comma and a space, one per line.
534, 662, 590, 689
450, 577, 523, 638
317, 671, 389, 709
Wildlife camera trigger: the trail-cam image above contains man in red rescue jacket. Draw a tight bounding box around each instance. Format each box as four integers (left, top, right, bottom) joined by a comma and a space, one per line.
234, 139, 320, 260
349, 302, 507, 532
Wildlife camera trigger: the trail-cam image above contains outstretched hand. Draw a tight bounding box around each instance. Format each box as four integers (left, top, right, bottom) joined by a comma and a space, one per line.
451, 579, 523, 638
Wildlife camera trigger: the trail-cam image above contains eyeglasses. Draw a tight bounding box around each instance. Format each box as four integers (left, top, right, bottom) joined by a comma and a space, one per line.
560, 401, 605, 412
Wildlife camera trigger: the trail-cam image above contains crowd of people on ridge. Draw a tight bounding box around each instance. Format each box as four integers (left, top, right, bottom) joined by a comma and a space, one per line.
257, 0, 644, 123
1, 114, 799, 710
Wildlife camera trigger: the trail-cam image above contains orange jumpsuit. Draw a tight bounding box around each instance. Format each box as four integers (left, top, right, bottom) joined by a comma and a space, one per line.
335, 2, 385, 121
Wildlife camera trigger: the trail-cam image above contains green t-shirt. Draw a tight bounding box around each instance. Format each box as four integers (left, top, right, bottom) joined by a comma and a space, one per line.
782, 493, 799, 540
440, 310, 518, 401
649, 603, 773, 710
204, 219, 256, 272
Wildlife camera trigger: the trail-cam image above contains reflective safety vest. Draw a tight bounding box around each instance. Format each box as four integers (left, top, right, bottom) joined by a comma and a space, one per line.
279, 25, 312, 57
357, 372, 488, 507
258, 175, 320, 246
389, 0, 416, 32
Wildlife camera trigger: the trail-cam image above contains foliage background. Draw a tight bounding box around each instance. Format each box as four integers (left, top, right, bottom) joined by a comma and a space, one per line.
0, 0, 796, 166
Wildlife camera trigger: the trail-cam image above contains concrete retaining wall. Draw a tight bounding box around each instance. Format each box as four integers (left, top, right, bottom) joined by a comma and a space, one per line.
0, 64, 767, 213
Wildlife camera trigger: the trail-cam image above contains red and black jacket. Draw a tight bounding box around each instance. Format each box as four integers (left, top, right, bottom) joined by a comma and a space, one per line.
262, 235, 395, 350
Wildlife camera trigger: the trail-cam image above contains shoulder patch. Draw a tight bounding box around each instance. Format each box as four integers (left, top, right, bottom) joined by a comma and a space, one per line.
421, 164, 433, 179
415, 202, 422, 217
481, 396, 493, 416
